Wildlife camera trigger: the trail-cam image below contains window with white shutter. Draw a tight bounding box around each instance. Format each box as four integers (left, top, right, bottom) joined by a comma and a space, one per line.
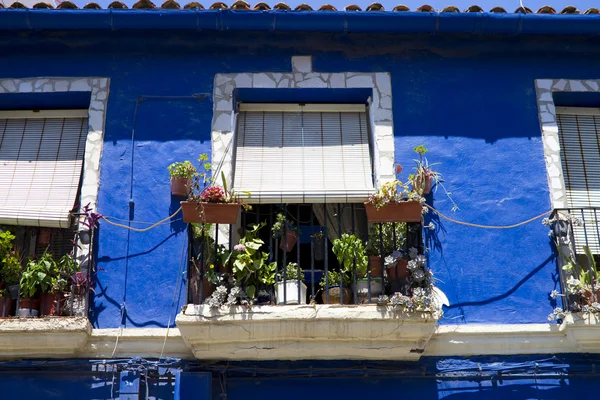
556, 107, 600, 253
0, 110, 88, 228
233, 104, 375, 204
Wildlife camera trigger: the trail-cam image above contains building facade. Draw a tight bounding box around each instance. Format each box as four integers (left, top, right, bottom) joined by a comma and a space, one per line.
0, 2, 599, 398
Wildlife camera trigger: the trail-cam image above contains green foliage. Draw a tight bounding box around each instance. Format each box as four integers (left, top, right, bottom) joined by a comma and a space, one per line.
0, 230, 23, 285
413, 145, 428, 155
228, 223, 276, 299
167, 160, 197, 179
277, 262, 305, 282
581, 246, 598, 286
365, 223, 407, 257
271, 213, 298, 238
332, 233, 368, 276
20, 253, 57, 298
319, 270, 352, 289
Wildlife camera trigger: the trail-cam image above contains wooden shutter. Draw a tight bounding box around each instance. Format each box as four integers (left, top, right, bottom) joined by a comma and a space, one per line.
556, 107, 600, 253
0, 110, 88, 228
233, 104, 374, 203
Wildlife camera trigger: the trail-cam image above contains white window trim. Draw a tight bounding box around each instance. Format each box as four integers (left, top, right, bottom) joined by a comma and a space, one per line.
0, 77, 110, 266
535, 78, 600, 209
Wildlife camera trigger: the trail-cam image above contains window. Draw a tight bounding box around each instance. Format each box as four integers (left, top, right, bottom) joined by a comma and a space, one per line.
232, 103, 375, 204
0, 110, 88, 229
556, 107, 600, 254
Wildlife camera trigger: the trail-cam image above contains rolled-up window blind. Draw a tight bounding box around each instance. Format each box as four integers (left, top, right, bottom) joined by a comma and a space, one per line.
233, 104, 374, 204
556, 107, 600, 253
0, 110, 88, 228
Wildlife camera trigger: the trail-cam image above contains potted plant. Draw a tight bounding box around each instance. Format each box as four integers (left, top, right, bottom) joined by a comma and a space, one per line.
78, 203, 102, 245
0, 289, 13, 317
319, 270, 353, 304
40, 253, 78, 316
65, 271, 92, 316
365, 222, 407, 277
408, 145, 459, 210
311, 231, 326, 261
0, 230, 23, 300
19, 253, 57, 317
38, 228, 52, 247
181, 153, 249, 224
227, 223, 276, 301
275, 262, 307, 305
332, 233, 368, 277
168, 160, 197, 197
364, 180, 423, 223
272, 213, 299, 252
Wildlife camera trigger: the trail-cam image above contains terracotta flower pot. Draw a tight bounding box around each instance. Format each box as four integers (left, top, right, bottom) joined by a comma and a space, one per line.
413, 173, 434, 195
387, 259, 409, 280
38, 229, 52, 246
312, 236, 325, 261
324, 286, 352, 304
170, 177, 191, 197
18, 298, 40, 317
181, 201, 240, 224
0, 297, 15, 317
40, 292, 61, 316
364, 202, 422, 223
279, 230, 298, 252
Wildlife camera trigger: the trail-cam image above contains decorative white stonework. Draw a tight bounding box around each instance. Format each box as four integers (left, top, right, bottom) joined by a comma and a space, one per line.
562, 312, 600, 352
535, 79, 600, 208
211, 57, 395, 190
176, 304, 439, 361
0, 77, 110, 266
0, 317, 91, 359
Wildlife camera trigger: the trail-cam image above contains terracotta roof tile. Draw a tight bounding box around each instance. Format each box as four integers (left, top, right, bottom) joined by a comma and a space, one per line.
2, 2, 600, 15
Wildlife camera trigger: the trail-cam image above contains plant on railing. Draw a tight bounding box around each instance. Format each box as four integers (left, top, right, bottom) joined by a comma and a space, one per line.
275, 262, 306, 305
367, 180, 419, 211
544, 214, 600, 321
277, 262, 305, 282
168, 160, 197, 179
319, 270, 352, 290
408, 145, 459, 211
0, 230, 23, 289
272, 212, 299, 252
180, 153, 251, 224
332, 233, 368, 277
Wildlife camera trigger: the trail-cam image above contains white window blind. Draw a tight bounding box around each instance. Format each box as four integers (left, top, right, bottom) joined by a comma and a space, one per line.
233, 104, 374, 204
556, 107, 600, 253
0, 110, 88, 228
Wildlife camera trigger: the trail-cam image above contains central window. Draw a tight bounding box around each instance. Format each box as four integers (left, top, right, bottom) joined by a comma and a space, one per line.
232, 103, 375, 204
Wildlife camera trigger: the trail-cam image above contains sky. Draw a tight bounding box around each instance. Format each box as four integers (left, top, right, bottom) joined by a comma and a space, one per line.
64, 0, 600, 12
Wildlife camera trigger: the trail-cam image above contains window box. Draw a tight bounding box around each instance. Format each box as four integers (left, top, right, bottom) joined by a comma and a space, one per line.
180, 201, 240, 224
364, 201, 422, 223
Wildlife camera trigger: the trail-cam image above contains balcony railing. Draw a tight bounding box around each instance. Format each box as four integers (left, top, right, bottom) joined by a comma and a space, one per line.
187, 203, 429, 307
551, 207, 600, 312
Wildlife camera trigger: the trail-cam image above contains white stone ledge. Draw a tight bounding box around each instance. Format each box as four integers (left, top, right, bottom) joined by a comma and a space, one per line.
562, 312, 600, 352
0, 317, 91, 359
176, 304, 439, 361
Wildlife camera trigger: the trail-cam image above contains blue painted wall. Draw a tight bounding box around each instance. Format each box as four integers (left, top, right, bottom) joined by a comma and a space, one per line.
2, 31, 596, 328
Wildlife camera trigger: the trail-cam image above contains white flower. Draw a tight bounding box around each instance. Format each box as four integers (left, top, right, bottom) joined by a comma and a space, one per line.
550, 289, 561, 299
425, 222, 435, 231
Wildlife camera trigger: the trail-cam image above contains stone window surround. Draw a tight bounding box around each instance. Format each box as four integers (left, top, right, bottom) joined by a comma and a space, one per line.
211, 56, 395, 194
0, 77, 109, 264
535, 78, 600, 209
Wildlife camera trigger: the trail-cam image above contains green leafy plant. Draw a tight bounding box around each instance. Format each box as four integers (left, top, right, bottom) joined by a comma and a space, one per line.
365, 223, 407, 257
20, 253, 57, 298
167, 160, 197, 179
366, 179, 419, 210
332, 233, 368, 276
319, 270, 352, 289
0, 230, 23, 285
227, 223, 276, 299
311, 231, 324, 240
271, 213, 298, 238
277, 262, 305, 282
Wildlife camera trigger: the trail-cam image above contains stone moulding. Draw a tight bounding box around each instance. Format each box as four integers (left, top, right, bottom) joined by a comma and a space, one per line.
0, 317, 92, 359
561, 312, 600, 352
176, 304, 440, 361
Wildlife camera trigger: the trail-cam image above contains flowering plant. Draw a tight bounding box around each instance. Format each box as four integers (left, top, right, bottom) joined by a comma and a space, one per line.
201, 186, 226, 203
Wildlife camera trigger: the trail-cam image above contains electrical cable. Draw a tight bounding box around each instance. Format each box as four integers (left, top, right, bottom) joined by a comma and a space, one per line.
424, 204, 552, 229
101, 206, 182, 232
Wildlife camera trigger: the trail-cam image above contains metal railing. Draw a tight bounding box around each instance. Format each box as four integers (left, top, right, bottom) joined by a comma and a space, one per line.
189, 203, 425, 306
552, 207, 600, 311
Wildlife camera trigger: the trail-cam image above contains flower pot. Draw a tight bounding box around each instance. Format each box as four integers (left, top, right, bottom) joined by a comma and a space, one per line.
18, 298, 40, 317
323, 286, 352, 304
353, 278, 383, 297
61, 293, 87, 317
413, 174, 433, 195
40, 292, 61, 316
279, 230, 298, 252
181, 201, 240, 224
276, 281, 307, 305
79, 229, 91, 245
387, 259, 409, 280
362, 256, 383, 278
312, 236, 325, 261
38, 229, 52, 246
364, 201, 422, 223
0, 297, 15, 317
7, 284, 19, 299
170, 177, 191, 197
582, 289, 600, 305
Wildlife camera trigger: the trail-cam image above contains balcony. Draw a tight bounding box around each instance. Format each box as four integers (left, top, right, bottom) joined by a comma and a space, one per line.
175, 203, 442, 360
549, 207, 600, 351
